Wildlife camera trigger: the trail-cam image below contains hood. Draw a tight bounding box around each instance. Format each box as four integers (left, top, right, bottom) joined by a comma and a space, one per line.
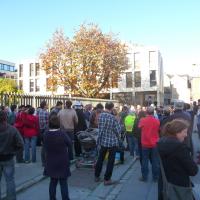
157, 136, 182, 156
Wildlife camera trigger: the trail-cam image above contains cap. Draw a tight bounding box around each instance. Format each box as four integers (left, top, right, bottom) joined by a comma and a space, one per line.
174, 101, 184, 110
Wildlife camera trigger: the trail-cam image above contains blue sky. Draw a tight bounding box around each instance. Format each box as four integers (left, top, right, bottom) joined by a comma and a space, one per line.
1, 0, 200, 73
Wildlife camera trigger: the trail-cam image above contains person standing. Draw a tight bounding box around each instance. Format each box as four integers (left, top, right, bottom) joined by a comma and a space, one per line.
43, 115, 72, 200
94, 102, 121, 185
23, 107, 39, 163
37, 101, 49, 166
7, 105, 17, 126
158, 119, 198, 200
0, 110, 24, 200
49, 101, 63, 118
73, 102, 87, 157
139, 106, 160, 182
58, 100, 78, 160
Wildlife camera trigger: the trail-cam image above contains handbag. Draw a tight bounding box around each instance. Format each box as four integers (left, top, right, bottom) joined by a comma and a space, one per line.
158, 155, 193, 200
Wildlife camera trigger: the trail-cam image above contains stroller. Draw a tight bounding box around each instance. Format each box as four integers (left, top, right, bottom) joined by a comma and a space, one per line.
75, 128, 98, 168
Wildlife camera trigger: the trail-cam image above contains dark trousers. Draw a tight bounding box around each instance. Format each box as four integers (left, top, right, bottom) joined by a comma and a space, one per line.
95, 146, 117, 181
49, 178, 70, 200
74, 134, 82, 156
40, 129, 46, 166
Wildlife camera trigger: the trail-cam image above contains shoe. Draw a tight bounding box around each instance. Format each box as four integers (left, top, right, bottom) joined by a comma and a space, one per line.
94, 177, 101, 182
17, 160, 25, 163
139, 177, 147, 182
25, 160, 30, 164
104, 179, 118, 186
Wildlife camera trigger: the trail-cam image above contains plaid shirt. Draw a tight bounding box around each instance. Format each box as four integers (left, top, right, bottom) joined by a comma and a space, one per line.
97, 112, 121, 147
37, 108, 49, 130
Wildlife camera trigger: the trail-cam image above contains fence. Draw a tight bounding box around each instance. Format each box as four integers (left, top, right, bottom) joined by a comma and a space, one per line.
0, 93, 119, 109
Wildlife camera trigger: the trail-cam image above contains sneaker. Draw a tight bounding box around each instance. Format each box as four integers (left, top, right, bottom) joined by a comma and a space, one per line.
104, 179, 118, 186
139, 177, 147, 182
25, 160, 30, 164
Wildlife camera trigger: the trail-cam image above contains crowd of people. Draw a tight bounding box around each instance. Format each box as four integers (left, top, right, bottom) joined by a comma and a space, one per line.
0, 99, 200, 200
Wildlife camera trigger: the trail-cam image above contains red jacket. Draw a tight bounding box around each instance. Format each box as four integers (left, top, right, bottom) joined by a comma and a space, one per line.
14, 112, 26, 135
23, 113, 39, 138
139, 115, 160, 148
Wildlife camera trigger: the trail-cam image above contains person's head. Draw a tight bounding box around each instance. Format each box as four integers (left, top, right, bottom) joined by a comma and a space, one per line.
28, 107, 35, 115
163, 107, 170, 116
96, 103, 104, 110
49, 115, 60, 129
73, 101, 83, 110
162, 119, 189, 142
65, 100, 72, 109
18, 105, 25, 112
10, 105, 17, 112
174, 101, 184, 111
138, 110, 146, 120
146, 106, 154, 115
40, 101, 47, 109
56, 101, 63, 109
193, 101, 197, 106
105, 102, 114, 111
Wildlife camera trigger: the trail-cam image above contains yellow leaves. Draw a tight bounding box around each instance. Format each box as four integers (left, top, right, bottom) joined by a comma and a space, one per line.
40, 23, 128, 97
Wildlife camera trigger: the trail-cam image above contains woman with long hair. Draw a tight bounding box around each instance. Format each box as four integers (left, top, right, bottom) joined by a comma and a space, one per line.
157, 119, 198, 200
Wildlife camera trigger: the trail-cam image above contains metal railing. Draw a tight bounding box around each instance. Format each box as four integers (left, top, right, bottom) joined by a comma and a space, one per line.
0, 93, 119, 109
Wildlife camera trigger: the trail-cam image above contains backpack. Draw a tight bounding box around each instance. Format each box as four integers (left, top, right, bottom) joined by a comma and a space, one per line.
124, 114, 136, 132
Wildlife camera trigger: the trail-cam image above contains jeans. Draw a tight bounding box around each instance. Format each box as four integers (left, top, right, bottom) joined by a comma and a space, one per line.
141, 147, 159, 180
95, 146, 117, 181
49, 178, 70, 200
24, 136, 37, 162
126, 134, 139, 157
0, 159, 16, 200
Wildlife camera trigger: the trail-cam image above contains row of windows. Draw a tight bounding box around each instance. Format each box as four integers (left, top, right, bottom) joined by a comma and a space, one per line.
19, 63, 40, 77
134, 51, 157, 71
0, 63, 15, 72
126, 70, 157, 88
19, 79, 40, 92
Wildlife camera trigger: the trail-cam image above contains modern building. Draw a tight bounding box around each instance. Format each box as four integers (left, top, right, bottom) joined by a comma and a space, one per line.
17, 59, 66, 94
111, 45, 164, 106
164, 73, 192, 104
0, 59, 17, 80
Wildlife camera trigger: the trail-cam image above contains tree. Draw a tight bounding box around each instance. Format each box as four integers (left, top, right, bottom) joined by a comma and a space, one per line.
0, 78, 19, 93
40, 24, 129, 98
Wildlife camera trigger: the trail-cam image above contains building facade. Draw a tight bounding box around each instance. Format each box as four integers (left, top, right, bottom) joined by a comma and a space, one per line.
0, 59, 16, 80
111, 45, 164, 106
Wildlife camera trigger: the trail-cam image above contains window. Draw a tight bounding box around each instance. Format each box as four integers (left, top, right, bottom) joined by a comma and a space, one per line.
19, 80, 23, 90
29, 79, 34, 92
35, 79, 40, 92
150, 70, 156, 87
126, 72, 132, 88
19, 64, 23, 77
134, 71, 141, 87
10, 66, 14, 72
35, 63, 40, 76
149, 51, 157, 69
29, 63, 34, 77
134, 52, 141, 71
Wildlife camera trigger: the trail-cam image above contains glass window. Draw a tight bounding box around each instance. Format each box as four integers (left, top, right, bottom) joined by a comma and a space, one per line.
19, 64, 23, 77
134, 52, 141, 71
126, 72, 132, 88
134, 71, 141, 87
150, 70, 156, 87
149, 51, 157, 69
29, 63, 34, 77
35, 79, 40, 92
19, 80, 23, 90
29, 79, 34, 92
35, 63, 40, 76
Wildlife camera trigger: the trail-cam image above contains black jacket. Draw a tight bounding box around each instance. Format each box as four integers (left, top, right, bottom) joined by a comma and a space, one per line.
157, 136, 198, 187
0, 123, 24, 161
